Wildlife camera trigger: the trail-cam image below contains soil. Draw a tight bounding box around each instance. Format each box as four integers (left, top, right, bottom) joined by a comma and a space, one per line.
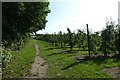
25, 44, 48, 78
102, 67, 120, 78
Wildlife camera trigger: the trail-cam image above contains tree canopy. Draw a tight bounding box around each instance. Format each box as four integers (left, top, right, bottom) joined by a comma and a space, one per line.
2, 2, 50, 48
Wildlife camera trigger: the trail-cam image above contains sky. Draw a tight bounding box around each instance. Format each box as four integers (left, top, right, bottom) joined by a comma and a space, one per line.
37, 0, 120, 34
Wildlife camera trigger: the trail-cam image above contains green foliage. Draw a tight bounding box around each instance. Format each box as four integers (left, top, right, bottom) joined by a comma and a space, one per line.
89, 35, 97, 54
36, 17, 119, 57
2, 48, 13, 68
62, 33, 69, 46
100, 18, 116, 56
67, 28, 76, 51
76, 29, 83, 48
115, 24, 120, 54
76, 29, 87, 50
3, 38, 36, 78
2, 2, 50, 49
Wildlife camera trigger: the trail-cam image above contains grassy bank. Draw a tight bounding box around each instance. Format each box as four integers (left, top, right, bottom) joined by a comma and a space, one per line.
37, 40, 120, 78
3, 38, 37, 78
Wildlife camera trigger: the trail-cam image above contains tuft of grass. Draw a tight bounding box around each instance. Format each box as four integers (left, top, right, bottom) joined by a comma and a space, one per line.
3, 38, 37, 78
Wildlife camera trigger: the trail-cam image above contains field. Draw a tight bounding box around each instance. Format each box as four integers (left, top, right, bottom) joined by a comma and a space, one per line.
37, 40, 120, 78
2, 38, 120, 79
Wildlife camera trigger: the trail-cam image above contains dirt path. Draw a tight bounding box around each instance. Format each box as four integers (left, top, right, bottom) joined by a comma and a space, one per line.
102, 67, 120, 78
26, 44, 48, 78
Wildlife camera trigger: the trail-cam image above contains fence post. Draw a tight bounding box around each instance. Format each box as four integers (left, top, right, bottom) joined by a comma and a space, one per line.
86, 24, 90, 57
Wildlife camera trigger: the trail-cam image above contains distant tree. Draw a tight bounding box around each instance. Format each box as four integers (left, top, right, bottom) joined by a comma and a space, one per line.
62, 33, 69, 46
101, 17, 116, 56
94, 31, 102, 46
58, 31, 63, 47
81, 31, 87, 51
115, 24, 120, 55
53, 33, 58, 46
67, 28, 74, 51
51, 34, 54, 45
76, 29, 83, 49
101, 29, 107, 56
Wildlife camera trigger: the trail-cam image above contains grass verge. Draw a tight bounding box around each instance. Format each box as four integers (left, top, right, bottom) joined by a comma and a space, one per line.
3, 38, 36, 78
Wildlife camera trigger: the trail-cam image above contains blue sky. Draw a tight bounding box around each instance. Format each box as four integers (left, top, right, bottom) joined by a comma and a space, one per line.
37, 0, 120, 34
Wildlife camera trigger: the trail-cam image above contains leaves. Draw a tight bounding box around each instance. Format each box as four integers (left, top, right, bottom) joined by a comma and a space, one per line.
2, 2, 50, 49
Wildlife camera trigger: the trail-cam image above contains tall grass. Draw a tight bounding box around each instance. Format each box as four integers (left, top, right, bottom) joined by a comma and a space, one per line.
3, 38, 36, 78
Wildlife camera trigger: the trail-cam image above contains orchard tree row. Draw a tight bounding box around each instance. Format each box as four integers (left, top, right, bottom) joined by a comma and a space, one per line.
36, 18, 120, 57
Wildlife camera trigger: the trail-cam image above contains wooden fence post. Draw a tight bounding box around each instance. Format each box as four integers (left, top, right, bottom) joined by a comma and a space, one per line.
86, 24, 90, 57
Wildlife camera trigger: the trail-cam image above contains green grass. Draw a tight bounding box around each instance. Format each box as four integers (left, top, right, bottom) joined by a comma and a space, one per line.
3, 39, 119, 78
3, 38, 37, 78
37, 40, 120, 78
